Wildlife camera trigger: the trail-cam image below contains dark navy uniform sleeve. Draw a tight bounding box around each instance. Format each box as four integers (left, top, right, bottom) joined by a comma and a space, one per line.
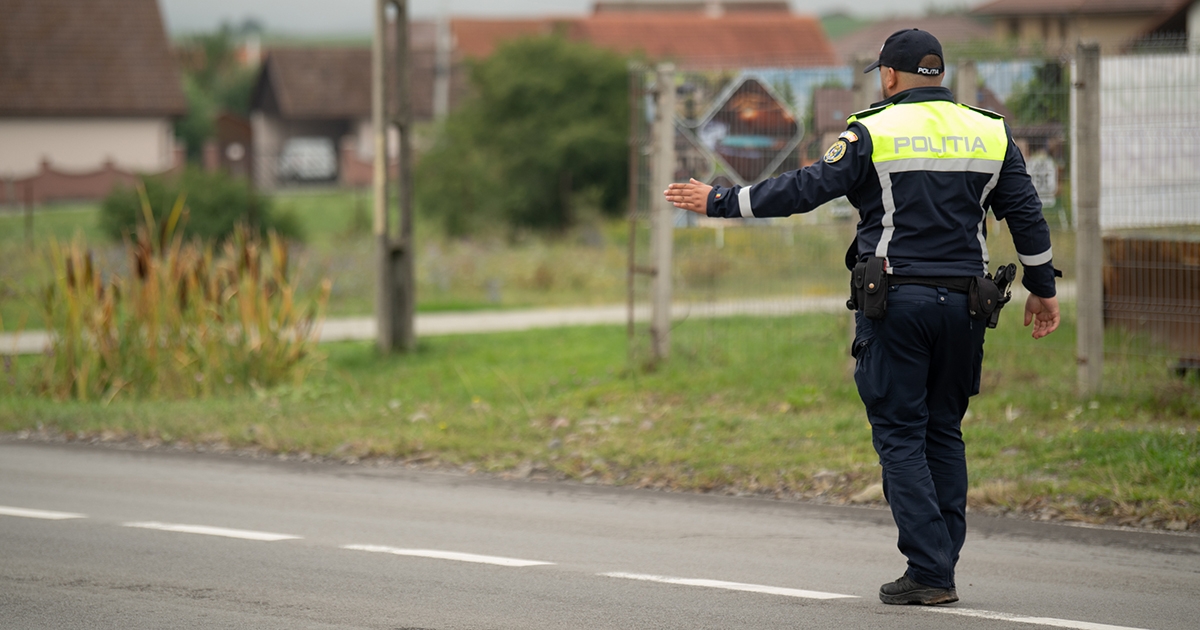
706, 123, 873, 220
986, 124, 1059, 298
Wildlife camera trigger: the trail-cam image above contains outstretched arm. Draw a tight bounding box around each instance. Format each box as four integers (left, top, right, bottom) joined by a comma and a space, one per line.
662, 126, 873, 219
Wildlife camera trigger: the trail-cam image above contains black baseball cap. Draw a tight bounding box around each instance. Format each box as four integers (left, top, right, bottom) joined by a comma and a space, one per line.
863, 28, 944, 76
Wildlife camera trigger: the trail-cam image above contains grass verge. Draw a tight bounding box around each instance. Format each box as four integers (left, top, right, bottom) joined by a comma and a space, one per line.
2, 310, 1197, 532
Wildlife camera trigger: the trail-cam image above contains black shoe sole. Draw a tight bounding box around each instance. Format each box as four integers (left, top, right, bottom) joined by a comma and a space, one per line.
879, 588, 959, 605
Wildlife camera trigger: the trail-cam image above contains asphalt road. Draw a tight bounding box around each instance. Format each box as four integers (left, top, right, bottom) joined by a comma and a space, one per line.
1, 441, 1196, 630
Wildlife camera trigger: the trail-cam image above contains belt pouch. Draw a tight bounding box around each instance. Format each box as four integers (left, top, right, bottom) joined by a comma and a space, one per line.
854, 256, 888, 320
968, 275, 1001, 321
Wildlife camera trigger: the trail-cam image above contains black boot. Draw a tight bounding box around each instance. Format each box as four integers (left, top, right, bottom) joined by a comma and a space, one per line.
878, 575, 959, 605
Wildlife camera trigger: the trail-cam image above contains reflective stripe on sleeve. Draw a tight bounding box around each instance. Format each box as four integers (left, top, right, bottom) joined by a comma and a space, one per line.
738, 185, 754, 218
1018, 248, 1054, 266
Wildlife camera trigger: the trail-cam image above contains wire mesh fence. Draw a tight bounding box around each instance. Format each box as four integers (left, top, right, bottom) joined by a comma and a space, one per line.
1091, 53, 1200, 380
629, 47, 1200, 395
627, 59, 861, 368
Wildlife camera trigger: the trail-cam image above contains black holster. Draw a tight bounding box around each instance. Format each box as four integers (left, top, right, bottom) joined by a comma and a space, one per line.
849, 256, 888, 320
968, 275, 1002, 323
973, 263, 1017, 328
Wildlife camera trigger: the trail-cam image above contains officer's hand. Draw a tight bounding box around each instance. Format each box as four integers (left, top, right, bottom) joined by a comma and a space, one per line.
1024, 294, 1060, 339
664, 178, 712, 214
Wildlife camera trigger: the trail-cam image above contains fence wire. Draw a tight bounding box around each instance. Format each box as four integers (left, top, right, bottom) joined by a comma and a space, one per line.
630, 48, 1200, 393
1091, 54, 1200, 378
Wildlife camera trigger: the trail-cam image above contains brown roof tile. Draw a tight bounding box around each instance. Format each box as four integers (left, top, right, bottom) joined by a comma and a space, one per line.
452, 14, 839, 67
0, 0, 186, 117
452, 20, 557, 59
570, 14, 839, 66
973, 0, 1187, 16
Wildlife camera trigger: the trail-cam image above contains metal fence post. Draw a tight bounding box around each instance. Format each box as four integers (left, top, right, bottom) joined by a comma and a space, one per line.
650, 63, 677, 361
1074, 42, 1103, 396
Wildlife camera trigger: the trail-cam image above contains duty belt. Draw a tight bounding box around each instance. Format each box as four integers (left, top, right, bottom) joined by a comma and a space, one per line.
887, 276, 975, 293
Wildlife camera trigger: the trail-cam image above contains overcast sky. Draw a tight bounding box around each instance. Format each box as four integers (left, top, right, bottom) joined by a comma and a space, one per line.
159, 0, 966, 34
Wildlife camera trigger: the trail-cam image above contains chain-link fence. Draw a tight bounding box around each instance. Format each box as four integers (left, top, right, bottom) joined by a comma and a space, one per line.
629, 47, 1200, 394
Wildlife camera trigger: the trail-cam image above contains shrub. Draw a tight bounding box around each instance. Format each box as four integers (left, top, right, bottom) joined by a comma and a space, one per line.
416, 35, 629, 235
100, 168, 301, 243
36, 191, 329, 401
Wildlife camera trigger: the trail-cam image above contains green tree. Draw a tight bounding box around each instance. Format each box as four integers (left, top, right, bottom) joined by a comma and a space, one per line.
175, 23, 259, 161
416, 36, 630, 235
1006, 61, 1069, 125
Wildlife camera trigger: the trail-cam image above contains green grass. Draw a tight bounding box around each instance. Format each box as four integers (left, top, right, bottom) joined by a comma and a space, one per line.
3, 310, 1197, 529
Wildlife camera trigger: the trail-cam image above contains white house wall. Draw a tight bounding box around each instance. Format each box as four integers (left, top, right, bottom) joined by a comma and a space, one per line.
0, 117, 175, 178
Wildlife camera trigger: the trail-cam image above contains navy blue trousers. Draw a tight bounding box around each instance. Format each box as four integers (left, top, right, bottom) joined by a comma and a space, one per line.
853, 284, 986, 589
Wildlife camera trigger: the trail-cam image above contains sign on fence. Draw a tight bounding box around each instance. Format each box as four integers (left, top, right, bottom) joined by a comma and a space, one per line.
1026, 153, 1058, 208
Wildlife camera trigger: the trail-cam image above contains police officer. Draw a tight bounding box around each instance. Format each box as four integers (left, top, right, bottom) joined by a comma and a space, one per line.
664, 28, 1061, 605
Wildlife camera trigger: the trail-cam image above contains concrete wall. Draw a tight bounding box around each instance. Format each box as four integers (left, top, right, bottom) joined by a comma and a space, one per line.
0, 117, 175, 178
991, 13, 1166, 54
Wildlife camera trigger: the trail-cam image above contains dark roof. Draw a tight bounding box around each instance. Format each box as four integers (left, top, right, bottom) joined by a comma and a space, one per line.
255, 48, 374, 119
252, 37, 441, 121
0, 0, 186, 117
834, 16, 993, 64
973, 0, 1187, 16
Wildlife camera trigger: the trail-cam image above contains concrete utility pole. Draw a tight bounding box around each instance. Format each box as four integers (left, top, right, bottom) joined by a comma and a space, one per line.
649, 63, 677, 361
955, 60, 978, 108
433, 13, 452, 120
373, 0, 416, 353
1074, 42, 1104, 396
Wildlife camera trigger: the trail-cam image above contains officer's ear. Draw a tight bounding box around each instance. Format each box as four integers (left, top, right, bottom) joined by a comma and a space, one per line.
879, 66, 899, 97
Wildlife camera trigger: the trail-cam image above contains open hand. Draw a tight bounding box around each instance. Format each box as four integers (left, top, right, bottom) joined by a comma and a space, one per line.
1024, 294, 1060, 339
664, 178, 713, 214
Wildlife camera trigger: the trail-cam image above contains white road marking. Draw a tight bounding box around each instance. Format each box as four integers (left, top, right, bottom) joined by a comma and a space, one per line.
928, 607, 1152, 630
341, 544, 553, 567
0, 506, 86, 520
601, 572, 858, 600
122, 521, 301, 542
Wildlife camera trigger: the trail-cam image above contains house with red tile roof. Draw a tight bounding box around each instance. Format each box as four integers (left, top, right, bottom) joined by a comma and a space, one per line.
0, 0, 186, 204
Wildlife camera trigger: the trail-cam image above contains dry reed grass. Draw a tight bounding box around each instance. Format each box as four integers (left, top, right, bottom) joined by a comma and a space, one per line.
34, 184, 330, 401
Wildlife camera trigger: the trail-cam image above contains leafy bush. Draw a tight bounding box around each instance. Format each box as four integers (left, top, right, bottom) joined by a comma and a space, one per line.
416, 35, 630, 235
101, 168, 301, 243
36, 194, 329, 401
